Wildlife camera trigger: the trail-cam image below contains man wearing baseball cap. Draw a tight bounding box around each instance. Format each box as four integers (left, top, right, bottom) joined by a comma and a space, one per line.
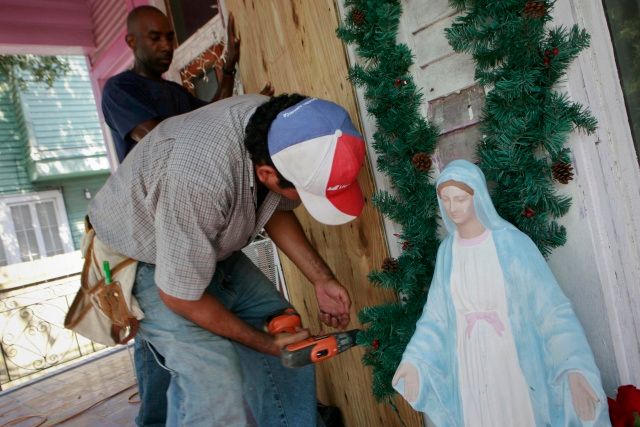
87, 93, 365, 426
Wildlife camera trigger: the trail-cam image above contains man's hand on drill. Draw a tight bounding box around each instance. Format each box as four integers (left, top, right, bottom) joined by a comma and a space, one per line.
315, 278, 351, 329
269, 328, 310, 356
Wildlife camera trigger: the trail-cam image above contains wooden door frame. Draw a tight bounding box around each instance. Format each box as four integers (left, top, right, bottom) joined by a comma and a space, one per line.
554, 0, 640, 386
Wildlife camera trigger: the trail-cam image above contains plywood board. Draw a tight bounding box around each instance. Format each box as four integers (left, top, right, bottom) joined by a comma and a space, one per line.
224, 1, 423, 426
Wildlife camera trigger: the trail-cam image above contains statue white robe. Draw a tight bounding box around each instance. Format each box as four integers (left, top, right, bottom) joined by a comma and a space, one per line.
451, 230, 534, 427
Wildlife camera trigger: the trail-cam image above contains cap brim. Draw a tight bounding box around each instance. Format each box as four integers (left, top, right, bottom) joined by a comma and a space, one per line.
297, 182, 364, 225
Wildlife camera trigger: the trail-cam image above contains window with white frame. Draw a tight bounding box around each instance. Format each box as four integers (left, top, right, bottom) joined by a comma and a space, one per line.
0, 191, 74, 266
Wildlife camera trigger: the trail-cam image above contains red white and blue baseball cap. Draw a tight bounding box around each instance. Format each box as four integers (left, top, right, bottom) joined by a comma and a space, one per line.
268, 98, 366, 225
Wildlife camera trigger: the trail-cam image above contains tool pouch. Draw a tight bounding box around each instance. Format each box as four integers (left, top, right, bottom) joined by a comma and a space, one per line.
64, 221, 143, 346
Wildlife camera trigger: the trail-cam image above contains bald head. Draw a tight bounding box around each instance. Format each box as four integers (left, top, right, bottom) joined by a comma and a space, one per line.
127, 6, 168, 35
125, 6, 175, 79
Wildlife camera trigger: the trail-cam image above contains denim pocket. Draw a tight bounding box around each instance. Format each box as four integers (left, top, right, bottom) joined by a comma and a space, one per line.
143, 339, 177, 377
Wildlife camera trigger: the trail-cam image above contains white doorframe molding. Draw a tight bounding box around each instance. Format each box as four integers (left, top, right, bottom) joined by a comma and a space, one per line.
556, 0, 640, 385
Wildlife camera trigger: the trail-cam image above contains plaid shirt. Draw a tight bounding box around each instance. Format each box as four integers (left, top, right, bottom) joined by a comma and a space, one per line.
89, 95, 299, 300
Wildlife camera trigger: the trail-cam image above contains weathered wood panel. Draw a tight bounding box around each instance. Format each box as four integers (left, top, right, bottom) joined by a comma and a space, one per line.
224, 1, 423, 426
413, 14, 457, 69
416, 53, 476, 103
403, 0, 452, 32
430, 85, 485, 168
402, 0, 476, 103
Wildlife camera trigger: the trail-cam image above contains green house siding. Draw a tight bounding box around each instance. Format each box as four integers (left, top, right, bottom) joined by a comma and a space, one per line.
0, 73, 34, 195
57, 174, 109, 248
1, 56, 112, 254
20, 56, 110, 181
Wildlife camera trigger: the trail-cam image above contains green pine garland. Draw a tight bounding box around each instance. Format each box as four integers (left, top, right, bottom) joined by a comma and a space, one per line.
338, 0, 440, 402
446, 0, 597, 256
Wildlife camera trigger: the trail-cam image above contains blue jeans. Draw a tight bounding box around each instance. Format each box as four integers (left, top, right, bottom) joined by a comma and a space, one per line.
133, 338, 170, 427
133, 252, 318, 427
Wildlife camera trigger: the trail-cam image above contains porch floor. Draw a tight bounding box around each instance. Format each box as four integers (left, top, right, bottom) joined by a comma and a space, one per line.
0, 346, 139, 426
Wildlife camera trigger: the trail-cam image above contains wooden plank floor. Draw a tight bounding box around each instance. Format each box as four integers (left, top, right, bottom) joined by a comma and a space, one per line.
0, 347, 139, 426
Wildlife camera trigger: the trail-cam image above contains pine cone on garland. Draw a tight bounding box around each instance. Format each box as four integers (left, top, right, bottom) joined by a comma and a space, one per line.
381, 257, 399, 272
351, 8, 365, 26
412, 152, 432, 172
552, 161, 574, 184
524, 1, 547, 19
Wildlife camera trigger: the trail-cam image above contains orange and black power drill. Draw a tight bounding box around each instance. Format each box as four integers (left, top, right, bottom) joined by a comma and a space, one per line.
266, 308, 360, 368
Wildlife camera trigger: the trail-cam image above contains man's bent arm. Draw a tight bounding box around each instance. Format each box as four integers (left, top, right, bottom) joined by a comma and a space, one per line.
265, 210, 334, 284
158, 288, 308, 355
212, 12, 239, 102
129, 119, 160, 143
264, 210, 351, 328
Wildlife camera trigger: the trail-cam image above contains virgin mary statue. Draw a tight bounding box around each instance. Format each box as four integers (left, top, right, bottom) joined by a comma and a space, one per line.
392, 160, 609, 426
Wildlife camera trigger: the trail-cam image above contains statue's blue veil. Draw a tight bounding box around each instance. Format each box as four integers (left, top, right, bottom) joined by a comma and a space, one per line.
435, 159, 516, 235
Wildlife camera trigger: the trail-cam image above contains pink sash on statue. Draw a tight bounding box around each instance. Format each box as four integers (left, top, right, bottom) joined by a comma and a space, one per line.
464, 311, 505, 338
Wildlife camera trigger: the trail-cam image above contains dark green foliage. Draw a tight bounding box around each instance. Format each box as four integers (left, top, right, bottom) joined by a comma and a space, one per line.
446, 0, 597, 256
338, 0, 440, 402
0, 55, 70, 90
